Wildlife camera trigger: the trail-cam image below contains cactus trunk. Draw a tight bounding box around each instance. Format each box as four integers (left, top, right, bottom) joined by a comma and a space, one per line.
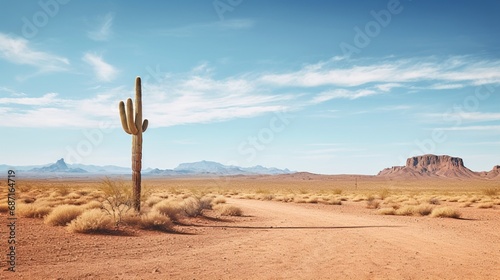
119, 76, 148, 213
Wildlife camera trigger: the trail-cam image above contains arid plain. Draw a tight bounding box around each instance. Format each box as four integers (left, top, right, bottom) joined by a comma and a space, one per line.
1, 173, 499, 280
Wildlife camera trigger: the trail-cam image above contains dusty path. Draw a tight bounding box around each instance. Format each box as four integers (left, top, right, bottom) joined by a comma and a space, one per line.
8, 199, 500, 279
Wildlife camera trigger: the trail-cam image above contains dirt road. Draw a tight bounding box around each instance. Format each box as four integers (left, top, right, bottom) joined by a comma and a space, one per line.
10, 199, 500, 279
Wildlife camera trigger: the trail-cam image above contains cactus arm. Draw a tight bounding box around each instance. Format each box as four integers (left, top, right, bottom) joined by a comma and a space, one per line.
119, 101, 132, 134
126, 98, 139, 135
134, 77, 143, 132
142, 119, 148, 132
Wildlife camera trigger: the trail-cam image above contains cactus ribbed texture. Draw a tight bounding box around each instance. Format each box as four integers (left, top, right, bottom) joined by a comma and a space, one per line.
119, 76, 148, 212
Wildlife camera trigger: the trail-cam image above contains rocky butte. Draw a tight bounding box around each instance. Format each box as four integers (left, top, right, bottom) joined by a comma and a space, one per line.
378, 154, 500, 179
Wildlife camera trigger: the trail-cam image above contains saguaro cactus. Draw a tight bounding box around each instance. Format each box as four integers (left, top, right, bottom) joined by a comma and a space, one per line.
119, 76, 148, 212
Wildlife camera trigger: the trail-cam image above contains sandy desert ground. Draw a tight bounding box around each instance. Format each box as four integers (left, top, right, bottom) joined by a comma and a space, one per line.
1, 175, 500, 279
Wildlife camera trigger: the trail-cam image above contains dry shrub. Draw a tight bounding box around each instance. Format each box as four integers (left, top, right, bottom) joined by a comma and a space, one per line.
76, 189, 90, 196
153, 199, 183, 221
377, 207, 396, 215
67, 209, 113, 233
494, 199, 500, 205
66, 192, 81, 199
327, 199, 342, 205
428, 198, 440, 205
258, 194, 275, 201
214, 204, 242, 216
430, 207, 461, 219
413, 204, 434, 216
395, 205, 415, 216
182, 197, 202, 217
469, 196, 480, 203
83, 200, 102, 210
145, 196, 163, 208
476, 202, 493, 209
333, 189, 343, 195
199, 196, 213, 210
55, 188, 71, 197
138, 210, 173, 231
366, 198, 380, 209
319, 198, 342, 205
378, 189, 390, 200
483, 188, 498, 196
352, 195, 365, 202
212, 196, 226, 206
17, 203, 52, 218
44, 205, 84, 226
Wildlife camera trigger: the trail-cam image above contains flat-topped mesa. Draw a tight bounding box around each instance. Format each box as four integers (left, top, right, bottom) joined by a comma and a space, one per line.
378, 154, 479, 179
406, 154, 465, 172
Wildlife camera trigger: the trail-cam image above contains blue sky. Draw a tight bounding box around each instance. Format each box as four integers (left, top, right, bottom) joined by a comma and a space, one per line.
1, 0, 500, 174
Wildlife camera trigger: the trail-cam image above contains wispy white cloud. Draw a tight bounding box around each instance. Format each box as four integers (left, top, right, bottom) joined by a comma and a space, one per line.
260, 56, 500, 92
0, 63, 295, 128
425, 112, 500, 123
0, 93, 60, 106
0, 87, 126, 128
425, 83, 465, 90
311, 89, 378, 103
437, 125, 500, 131
144, 67, 295, 127
0, 33, 69, 73
82, 53, 118, 82
87, 13, 114, 41
3, 55, 499, 128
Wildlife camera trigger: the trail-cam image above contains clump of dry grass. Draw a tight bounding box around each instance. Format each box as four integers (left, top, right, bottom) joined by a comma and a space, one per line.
211, 196, 226, 205
430, 207, 461, 219
199, 196, 213, 210
395, 205, 415, 216
181, 197, 203, 217
44, 205, 84, 226
124, 211, 173, 231
476, 202, 493, 209
144, 196, 163, 208
428, 197, 440, 205
17, 203, 52, 218
483, 188, 499, 196
366, 197, 380, 209
332, 189, 343, 195
306, 196, 319, 204
413, 203, 434, 216
258, 194, 275, 201
214, 204, 242, 216
83, 200, 103, 210
153, 199, 184, 221
377, 207, 396, 215
67, 209, 113, 233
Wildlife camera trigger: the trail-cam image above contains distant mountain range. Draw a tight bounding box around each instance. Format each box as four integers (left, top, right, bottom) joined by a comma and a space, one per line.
150, 160, 293, 176
0, 159, 294, 177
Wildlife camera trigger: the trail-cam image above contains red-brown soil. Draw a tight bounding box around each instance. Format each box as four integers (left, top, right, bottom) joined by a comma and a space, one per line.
3, 198, 499, 279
